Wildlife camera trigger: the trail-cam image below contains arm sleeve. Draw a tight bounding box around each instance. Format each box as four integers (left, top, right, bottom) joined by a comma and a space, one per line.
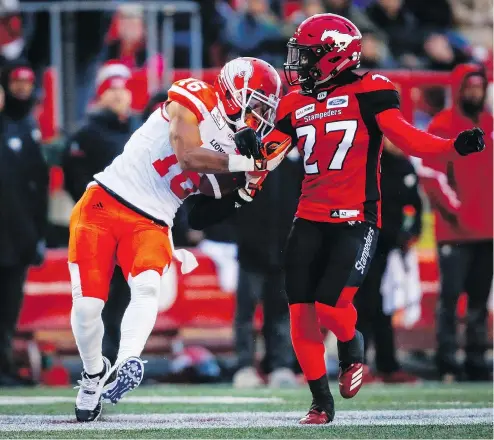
187, 192, 242, 230
62, 130, 94, 202
376, 108, 455, 157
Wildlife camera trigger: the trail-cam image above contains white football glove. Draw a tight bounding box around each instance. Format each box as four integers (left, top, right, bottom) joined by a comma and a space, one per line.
236, 171, 268, 205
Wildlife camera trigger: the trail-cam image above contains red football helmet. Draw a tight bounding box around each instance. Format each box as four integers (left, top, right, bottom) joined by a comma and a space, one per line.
214, 57, 282, 135
284, 14, 362, 93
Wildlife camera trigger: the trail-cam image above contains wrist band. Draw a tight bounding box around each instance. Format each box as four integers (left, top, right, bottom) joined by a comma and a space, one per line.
228, 154, 255, 172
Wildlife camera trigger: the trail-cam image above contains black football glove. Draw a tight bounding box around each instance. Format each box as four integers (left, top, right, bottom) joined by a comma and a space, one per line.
454, 127, 485, 156
234, 126, 263, 159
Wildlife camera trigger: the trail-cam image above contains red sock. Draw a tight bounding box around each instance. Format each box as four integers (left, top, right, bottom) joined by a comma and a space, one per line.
289, 303, 327, 381
315, 287, 358, 342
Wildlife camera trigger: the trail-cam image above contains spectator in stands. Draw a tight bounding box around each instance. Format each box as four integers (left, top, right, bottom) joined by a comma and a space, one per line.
451, 0, 493, 52
141, 90, 169, 122
0, 61, 48, 386
0, 0, 24, 68
423, 33, 471, 71
285, 0, 326, 36
367, 0, 469, 70
421, 64, 493, 382
355, 138, 422, 384
231, 151, 303, 388
103, 4, 147, 70
366, 0, 425, 68
62, 62, 135, 365
223, 0, 285, 67
405, 0, 454, 32
414, 87, 446, 130
359, 30, 397, 69
325, 0, 383, 36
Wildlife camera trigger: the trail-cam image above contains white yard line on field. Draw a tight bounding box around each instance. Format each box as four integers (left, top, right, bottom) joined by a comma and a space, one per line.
0, 409, 491, 431
0, 396, 284, 405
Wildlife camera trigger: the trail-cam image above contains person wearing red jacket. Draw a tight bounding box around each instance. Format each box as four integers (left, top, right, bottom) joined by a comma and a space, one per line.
420, 64, 493, 382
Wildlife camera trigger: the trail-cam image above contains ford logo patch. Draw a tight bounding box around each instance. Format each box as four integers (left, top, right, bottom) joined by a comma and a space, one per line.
328, 98, 345, 105
326, 95, 349, 109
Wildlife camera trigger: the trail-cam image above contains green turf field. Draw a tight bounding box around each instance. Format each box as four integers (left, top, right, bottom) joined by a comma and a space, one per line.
0, 382, 492, 438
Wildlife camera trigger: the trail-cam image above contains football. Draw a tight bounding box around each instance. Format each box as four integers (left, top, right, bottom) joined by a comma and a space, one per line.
198, 172, 245, 198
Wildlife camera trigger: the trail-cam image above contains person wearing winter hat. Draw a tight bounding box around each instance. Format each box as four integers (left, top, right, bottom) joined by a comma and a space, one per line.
62, 61, 135, 365
0, 60, 48, 386
0, 60, 36, 120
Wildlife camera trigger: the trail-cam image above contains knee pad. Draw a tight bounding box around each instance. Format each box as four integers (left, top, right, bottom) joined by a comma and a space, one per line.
71, 296, 105, 328
130, 270, 161, 300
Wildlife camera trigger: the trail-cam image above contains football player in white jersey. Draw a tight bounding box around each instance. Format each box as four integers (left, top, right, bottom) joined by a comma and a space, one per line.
69, 57, 291, 422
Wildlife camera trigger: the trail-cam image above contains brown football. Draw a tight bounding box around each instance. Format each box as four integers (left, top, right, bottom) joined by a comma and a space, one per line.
198, 172, 245, 198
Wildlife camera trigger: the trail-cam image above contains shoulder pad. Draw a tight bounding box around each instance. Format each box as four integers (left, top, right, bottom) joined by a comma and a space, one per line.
360, 72, 397, 93
276, 90, 302, 123
168, 78, 218, 122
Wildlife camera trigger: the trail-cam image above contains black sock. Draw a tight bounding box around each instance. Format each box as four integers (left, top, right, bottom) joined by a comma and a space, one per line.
86, 365, 106, 379
308, 374, 332, 405
338, 330, 364, 369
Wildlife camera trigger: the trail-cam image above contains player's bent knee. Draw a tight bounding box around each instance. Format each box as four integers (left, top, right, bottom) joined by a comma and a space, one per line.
131, 270, 161, 299
71, 296, 105, 327
315, 302, 357, 342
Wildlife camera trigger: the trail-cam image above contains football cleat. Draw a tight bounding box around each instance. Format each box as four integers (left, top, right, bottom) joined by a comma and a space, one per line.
337, 330, 365, 399
299, 397, 335, 425
338, 362, 364, 399
102, 356, 144, 404
74, 357, 111, 422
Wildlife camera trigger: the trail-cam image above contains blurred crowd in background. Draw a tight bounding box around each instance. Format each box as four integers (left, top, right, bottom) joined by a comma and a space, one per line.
0, 0, 492, 387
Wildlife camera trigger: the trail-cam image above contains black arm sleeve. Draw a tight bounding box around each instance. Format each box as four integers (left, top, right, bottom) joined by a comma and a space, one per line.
187, 192, 244, 230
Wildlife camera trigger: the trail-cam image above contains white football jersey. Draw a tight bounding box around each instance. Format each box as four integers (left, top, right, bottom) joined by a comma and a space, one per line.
94, 78, 238, 226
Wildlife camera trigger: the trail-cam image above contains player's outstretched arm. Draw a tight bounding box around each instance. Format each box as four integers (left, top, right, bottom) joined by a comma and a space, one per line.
376, 109, 485, 157
168, 102, 283, 174
168, 101, 231, 173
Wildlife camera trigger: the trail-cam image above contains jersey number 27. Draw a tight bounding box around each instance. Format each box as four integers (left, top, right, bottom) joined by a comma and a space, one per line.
296, 120, 357, 174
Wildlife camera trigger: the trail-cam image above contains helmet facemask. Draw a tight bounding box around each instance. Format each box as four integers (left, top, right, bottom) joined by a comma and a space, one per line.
284, 37, 360, 93
222, 85, 279, 137
284, 39, 331, 92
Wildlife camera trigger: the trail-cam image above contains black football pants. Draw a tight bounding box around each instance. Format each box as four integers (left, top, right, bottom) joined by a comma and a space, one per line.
284, 218, 379, 306
102, 265, 131, 365
436, 240, 493, 376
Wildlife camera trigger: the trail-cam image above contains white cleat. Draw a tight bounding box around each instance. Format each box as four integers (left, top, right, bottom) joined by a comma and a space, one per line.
74, 357, 111, 422
102, 356, 145, 404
